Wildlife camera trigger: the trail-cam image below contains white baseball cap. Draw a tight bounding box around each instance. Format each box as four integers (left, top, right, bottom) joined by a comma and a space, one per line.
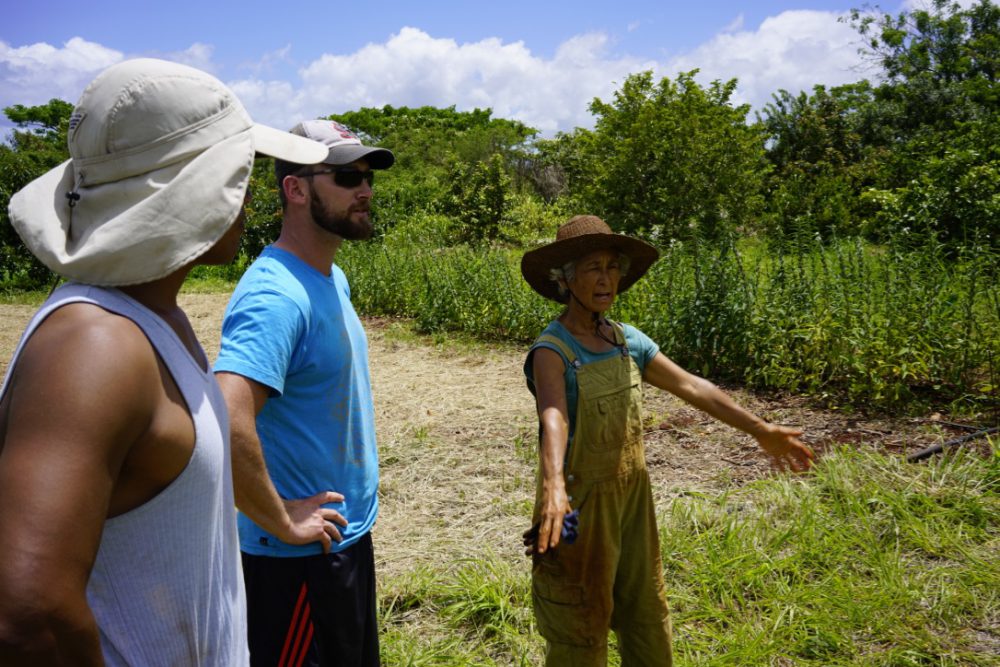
289, 119, 394, 169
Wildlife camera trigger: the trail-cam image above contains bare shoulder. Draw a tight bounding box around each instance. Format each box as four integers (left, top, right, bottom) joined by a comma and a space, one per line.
0, 301, 164, 533
6, 302, 162, 448
532, 345, 566, 374
18, 302, 158, 376
532, 346, 568, 413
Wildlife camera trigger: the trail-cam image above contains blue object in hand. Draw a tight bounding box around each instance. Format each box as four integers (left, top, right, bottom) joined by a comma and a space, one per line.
561, 509, 580, 544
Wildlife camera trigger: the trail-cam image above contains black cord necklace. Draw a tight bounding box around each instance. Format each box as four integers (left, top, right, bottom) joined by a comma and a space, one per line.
568, 291, 625, 353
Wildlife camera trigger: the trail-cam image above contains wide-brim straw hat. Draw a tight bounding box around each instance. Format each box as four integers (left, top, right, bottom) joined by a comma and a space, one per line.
8, 58, 329, 286
521, 215, 659, 303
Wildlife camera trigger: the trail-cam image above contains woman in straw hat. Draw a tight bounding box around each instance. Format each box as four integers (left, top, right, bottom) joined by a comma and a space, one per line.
521, 215, 814, 665
0, 58, 327, 664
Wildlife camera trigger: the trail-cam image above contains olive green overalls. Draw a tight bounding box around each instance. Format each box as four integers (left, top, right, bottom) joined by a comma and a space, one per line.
529, 323, 673, 666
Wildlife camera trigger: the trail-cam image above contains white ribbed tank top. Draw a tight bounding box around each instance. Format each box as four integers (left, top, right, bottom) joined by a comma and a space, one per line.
0, 283, 248, 666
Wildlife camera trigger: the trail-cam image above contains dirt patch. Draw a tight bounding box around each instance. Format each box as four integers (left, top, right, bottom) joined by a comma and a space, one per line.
0, 292, 990, 580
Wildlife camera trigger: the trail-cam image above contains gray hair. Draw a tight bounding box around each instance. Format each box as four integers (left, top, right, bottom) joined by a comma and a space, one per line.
548, 253, 631, 298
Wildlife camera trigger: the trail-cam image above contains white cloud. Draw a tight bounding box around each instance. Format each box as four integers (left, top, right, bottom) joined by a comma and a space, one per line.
0, 37, 122, 108
722, 14, 745, 33
227, 77, 304, 131
240, 44, 293, 77
902, 0, 977, 11
664, 10, 867, 114
237, 27, 656, 136
234, 16, 870, 136
0, 13, 877, 139
152, 43, 216, 73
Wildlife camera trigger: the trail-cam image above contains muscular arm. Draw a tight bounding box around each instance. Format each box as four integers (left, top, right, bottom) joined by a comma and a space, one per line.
0, 307, 162, 665
529, 348, 575, 554
643, 352, 813, 471
215, 372, 346, 553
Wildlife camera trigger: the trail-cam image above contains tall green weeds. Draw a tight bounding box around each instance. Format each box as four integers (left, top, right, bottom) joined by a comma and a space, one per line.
340, 236, 1000, 414
340, 239, 556, 341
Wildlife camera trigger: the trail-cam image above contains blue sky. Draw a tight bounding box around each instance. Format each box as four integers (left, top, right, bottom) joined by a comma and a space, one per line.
0, 0, 947, 137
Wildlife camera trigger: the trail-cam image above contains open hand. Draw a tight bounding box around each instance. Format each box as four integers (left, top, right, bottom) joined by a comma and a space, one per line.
755, 424, 814, 472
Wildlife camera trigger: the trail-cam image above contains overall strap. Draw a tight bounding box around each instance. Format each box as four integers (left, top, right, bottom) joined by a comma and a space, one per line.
525, 333, 580, 398
608, 320, 625, 345
533, 333, 581, 370
605, 319, 630, 358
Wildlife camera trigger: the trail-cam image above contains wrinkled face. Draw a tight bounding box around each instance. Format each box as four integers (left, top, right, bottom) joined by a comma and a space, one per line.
564, 249, 622, 313
304, 158, 374, 240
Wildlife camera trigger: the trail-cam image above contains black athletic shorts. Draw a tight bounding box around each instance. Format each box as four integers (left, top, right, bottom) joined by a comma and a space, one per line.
241, 532, 379, 667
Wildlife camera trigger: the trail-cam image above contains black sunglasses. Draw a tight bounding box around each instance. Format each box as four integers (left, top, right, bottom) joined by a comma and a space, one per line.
297, 167, 375, 189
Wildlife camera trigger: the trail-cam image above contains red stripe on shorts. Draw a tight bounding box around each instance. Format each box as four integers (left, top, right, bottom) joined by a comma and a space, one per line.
279, 582, 309, 667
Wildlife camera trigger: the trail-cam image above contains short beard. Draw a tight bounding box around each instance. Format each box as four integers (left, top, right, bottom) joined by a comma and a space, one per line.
309, 188, 373, 240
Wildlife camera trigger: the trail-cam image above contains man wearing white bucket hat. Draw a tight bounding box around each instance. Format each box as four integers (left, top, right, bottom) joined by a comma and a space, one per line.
0, 59, 327, 665
215, 119, 394, 666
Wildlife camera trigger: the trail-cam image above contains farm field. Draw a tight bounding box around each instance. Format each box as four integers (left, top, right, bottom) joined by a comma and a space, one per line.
1, 292, 996, 664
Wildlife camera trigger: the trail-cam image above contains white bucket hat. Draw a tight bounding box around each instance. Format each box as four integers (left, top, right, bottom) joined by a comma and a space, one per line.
8, 58, 328, 286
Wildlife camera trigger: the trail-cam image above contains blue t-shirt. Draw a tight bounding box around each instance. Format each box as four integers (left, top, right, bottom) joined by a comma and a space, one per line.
524, 319, 660, 445
215, 246, 378, 557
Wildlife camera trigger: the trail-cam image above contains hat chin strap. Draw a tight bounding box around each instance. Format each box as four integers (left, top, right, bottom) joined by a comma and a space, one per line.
568, 289, 598, 317
567, 288, 623, 349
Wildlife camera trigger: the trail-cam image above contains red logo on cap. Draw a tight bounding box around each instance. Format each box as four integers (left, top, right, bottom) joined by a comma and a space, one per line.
330, 121, 356, 139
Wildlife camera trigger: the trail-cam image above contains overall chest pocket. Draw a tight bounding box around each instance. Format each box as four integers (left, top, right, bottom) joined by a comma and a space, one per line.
574, 360, 642, 453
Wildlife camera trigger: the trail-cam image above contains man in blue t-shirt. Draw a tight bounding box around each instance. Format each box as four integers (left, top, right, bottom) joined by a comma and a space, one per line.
215, 120, 394, 667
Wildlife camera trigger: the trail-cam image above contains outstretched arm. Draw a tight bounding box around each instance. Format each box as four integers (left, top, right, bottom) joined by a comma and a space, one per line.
643, 352, 814, 471
215, 372, 347, 553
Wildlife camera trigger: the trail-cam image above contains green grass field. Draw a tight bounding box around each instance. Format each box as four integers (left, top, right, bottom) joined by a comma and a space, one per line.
356, 312, 998, 664
374, 445, 999, 665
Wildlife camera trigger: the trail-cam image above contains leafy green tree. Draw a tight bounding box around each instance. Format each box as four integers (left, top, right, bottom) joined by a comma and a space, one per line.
329, 106, 535, 240
239, 159, 284, 264
527, 129, 593, 204
332, 105, 535, 167
859, 117, 1000, 246
757, 83, 882, 242
5, 99, 74, 143
758, 1, 1000, 248
443, 153, 512, 244
846, 0, 1000, 245
1, 99, 72, 288
849, 0, 999, 132
566, 70, 768, 242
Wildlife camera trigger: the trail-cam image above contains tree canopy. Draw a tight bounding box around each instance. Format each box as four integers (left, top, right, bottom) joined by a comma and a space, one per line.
1, 99, 73, 287
538, 71, 767, 243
